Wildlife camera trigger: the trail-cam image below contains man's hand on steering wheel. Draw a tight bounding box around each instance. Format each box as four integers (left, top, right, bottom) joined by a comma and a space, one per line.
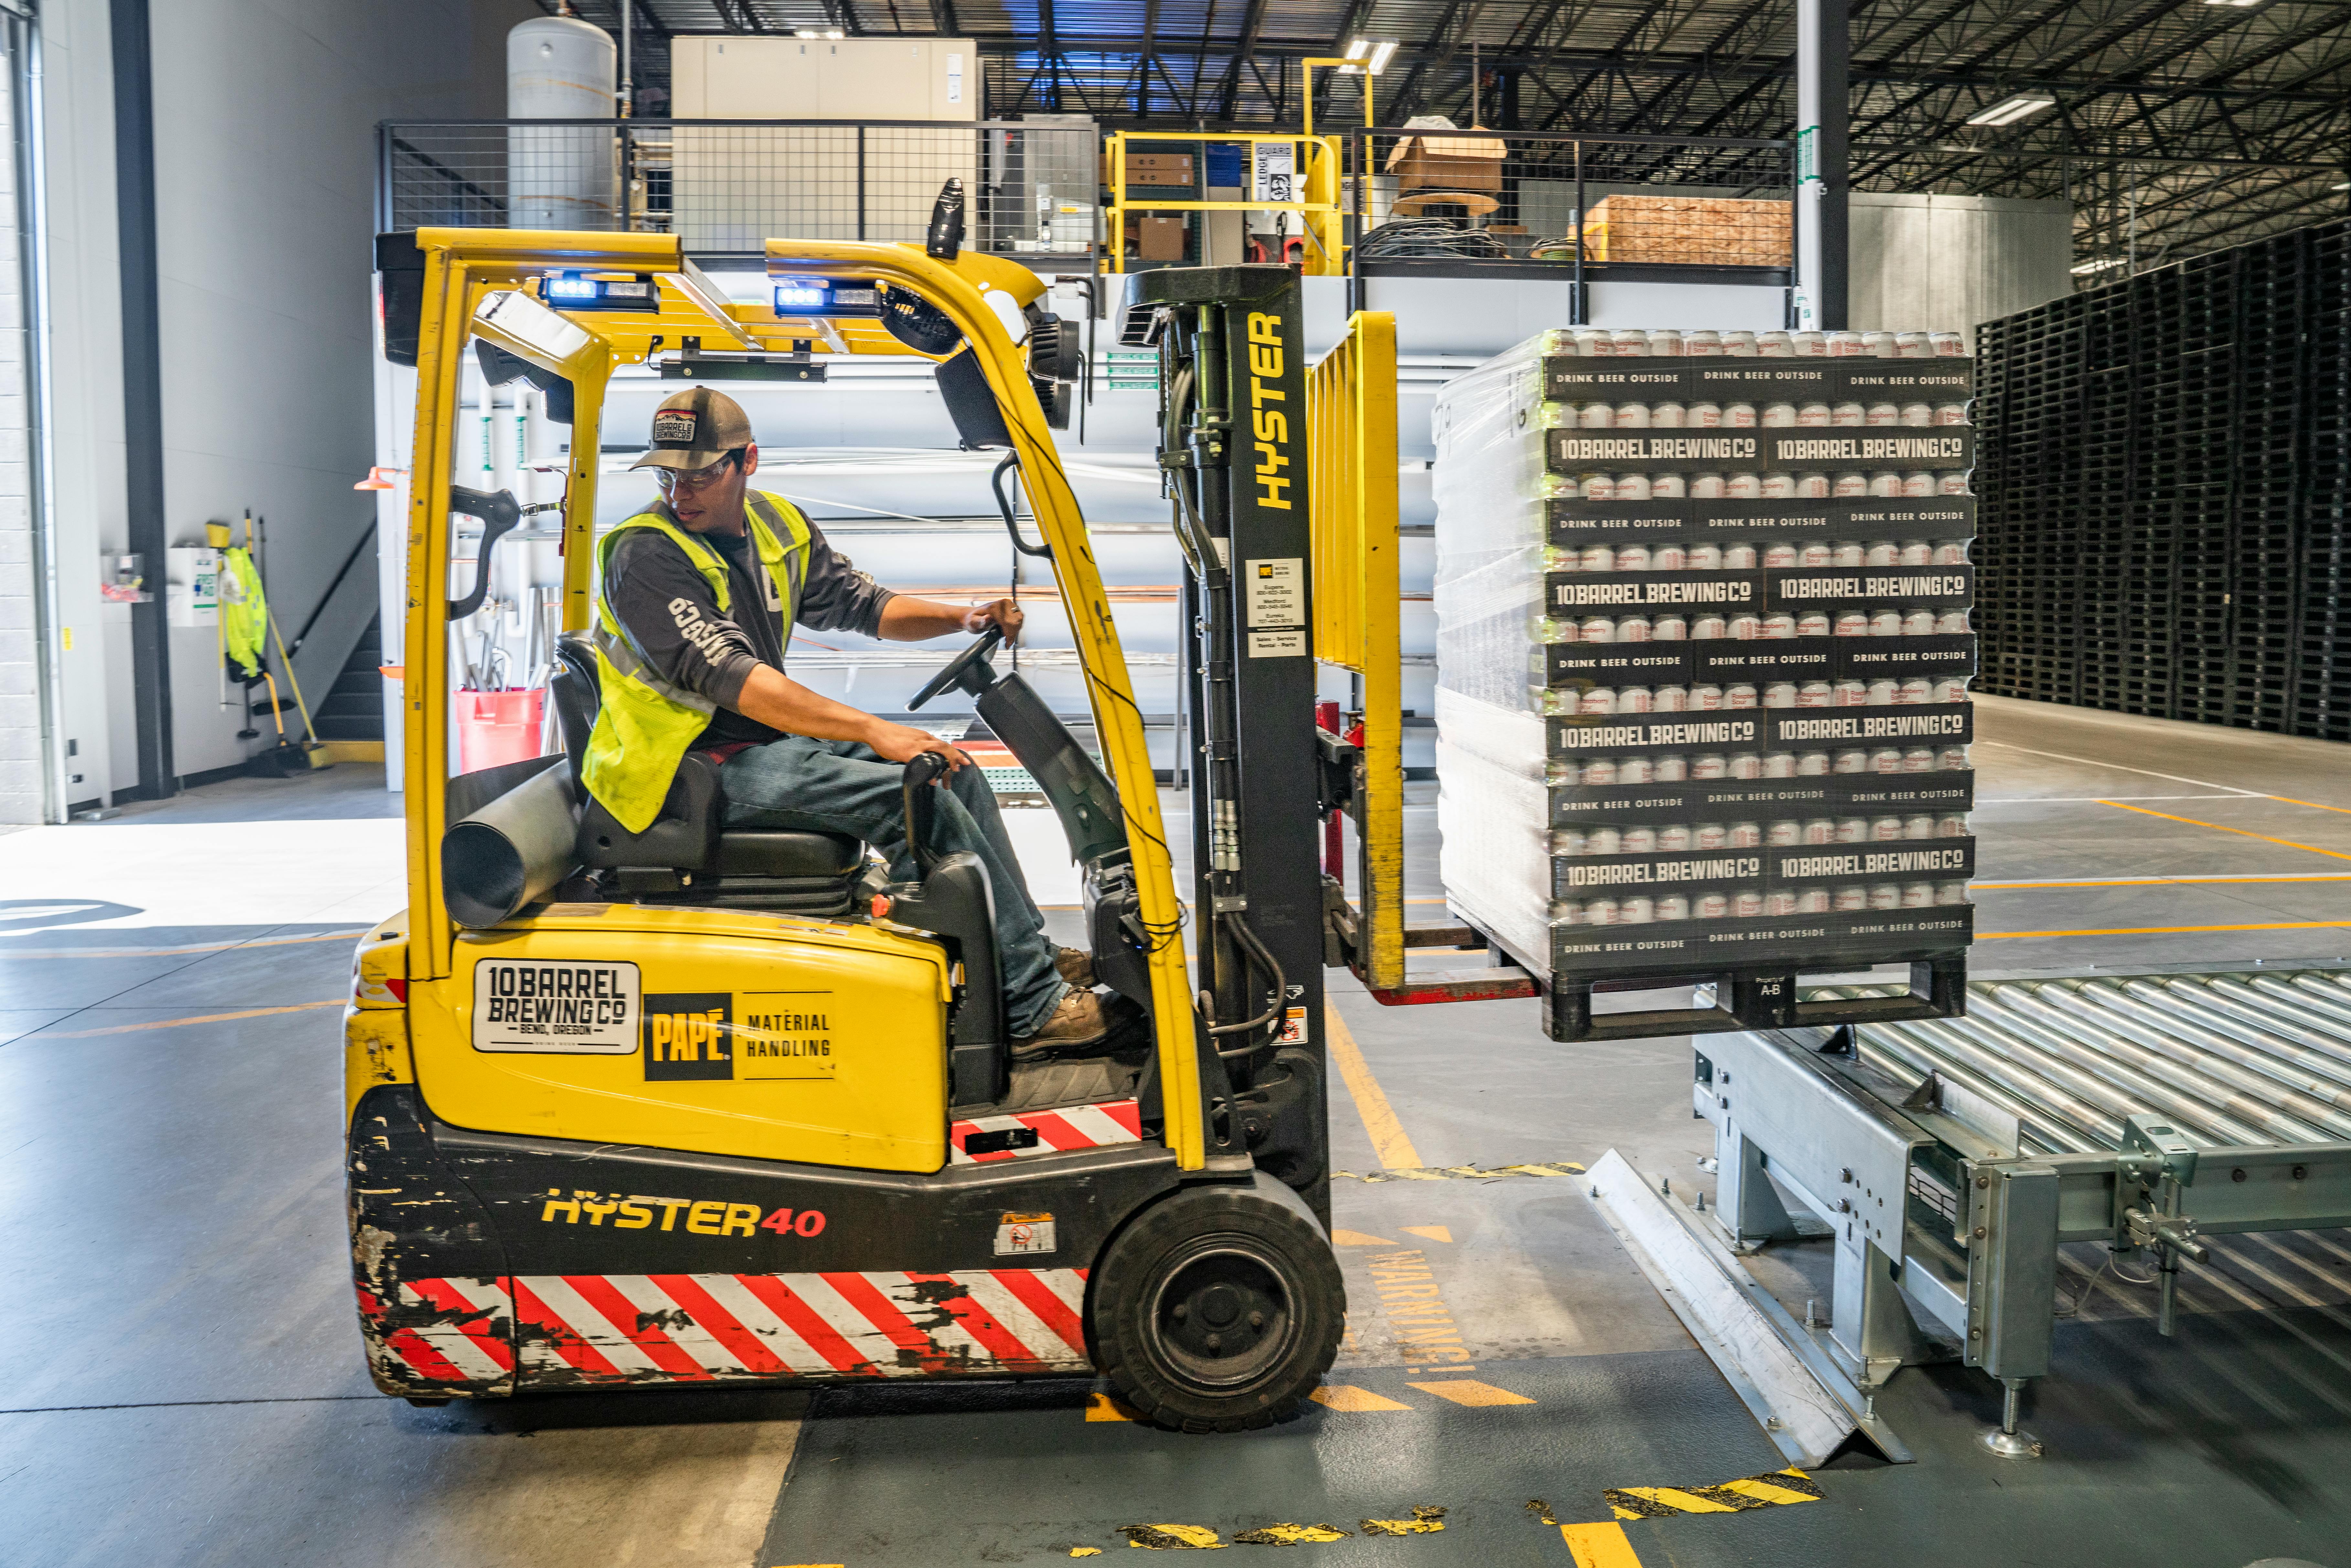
961, 597, 1024, 645
866, 719, 970, 773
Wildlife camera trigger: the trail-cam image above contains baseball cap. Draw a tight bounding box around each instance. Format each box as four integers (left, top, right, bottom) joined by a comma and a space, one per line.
632, 385, 755, 471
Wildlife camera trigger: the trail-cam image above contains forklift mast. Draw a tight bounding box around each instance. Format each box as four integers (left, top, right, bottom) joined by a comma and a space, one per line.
1134, 266, 1330, 1226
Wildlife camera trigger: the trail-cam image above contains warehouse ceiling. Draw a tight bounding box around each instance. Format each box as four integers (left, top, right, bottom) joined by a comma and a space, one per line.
548, 0, 2351, 271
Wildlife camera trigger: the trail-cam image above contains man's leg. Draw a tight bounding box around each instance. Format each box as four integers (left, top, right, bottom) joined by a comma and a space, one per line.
721, 738, 1070, 1037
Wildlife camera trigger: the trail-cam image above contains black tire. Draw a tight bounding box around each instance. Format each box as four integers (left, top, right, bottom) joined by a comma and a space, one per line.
1090, 1179, 1345, 1433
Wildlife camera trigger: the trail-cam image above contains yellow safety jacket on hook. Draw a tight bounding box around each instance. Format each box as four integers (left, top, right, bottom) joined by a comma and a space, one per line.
220, 547, 269, 680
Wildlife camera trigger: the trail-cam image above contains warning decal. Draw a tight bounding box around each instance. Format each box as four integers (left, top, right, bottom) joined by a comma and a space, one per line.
995, 1212, 1058, 1255
472, 958, 640, 1053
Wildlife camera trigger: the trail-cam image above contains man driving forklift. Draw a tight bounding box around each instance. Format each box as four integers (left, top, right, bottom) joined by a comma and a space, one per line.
589, 384, 1109, 1054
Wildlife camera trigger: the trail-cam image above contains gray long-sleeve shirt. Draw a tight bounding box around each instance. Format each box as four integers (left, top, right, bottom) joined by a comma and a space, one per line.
603, 494, 896, 749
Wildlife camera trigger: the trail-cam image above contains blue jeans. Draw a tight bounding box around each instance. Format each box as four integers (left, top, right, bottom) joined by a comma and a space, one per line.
720, 736, 1068, 1036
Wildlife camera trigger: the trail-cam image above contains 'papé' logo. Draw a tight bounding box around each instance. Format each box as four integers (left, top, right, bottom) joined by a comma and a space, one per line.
644, 992, 732, 1080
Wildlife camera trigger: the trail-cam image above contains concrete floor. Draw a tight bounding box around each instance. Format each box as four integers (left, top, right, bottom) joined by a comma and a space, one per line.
6, 695, 2351, 1565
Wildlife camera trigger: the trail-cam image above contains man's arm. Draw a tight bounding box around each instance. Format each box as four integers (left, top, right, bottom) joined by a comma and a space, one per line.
793, 521, 1025, 645
878, 594, 1025, 645
732, 665, 971, 771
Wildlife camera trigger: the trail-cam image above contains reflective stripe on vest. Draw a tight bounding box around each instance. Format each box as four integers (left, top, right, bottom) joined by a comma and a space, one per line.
580, 492, 812, 833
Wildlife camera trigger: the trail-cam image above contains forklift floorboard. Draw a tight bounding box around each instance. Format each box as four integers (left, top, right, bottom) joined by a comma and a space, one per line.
9, 696, 2351, 1564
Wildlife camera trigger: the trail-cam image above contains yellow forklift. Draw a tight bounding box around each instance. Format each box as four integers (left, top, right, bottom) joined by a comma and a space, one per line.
346, 209, 1347, 1430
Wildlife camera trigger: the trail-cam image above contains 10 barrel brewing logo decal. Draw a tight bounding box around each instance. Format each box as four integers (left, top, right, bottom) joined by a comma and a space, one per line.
472, 958, 641, 1054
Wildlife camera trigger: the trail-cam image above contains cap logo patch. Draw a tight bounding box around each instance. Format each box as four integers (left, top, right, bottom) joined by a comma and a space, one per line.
651, 410, 699, 446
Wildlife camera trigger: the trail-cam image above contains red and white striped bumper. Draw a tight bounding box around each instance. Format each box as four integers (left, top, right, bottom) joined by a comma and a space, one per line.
949, 1098, 1143, 1164
360, 1268, 1092, 1392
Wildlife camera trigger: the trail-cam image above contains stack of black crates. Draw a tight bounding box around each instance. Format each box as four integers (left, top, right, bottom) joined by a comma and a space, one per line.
1975, 216, 2351, 737
1432, 330, 1978, 1040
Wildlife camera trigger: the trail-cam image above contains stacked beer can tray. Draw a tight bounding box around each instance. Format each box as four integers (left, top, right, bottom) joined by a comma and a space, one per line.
1433, 325, 1978, 1010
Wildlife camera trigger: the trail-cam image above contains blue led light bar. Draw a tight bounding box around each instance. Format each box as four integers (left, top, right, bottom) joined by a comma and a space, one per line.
774, 280, 829, 313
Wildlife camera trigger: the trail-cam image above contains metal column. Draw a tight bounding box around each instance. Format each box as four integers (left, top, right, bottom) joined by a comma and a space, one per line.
1794, 0, 1849, 331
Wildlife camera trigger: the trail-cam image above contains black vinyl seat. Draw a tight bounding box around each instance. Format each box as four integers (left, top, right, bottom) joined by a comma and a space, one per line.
549, 636, 868, 913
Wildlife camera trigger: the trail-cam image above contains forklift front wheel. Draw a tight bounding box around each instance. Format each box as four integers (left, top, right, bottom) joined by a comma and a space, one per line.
1090, 1181, 1344, 1433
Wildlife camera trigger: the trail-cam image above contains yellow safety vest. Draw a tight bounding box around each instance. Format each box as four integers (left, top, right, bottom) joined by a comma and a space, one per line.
220, 547, 268, 680
582, 491, 812, 833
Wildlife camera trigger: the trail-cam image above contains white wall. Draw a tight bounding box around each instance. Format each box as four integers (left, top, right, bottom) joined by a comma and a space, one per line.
146, 0, 531, 780
1848, 192, 2075, 337
36, 0, 132, 808
25, 0, 532, 809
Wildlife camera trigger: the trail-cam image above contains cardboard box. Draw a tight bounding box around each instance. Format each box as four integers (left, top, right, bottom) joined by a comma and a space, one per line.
1125, 151, 1195, 188
1384, 130, 1506, 194
1138, 214, 1188, 261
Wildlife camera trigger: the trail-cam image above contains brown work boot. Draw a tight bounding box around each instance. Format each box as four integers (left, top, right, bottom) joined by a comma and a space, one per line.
1054, 946, 1097, 987
1012, 987, 1109, 1060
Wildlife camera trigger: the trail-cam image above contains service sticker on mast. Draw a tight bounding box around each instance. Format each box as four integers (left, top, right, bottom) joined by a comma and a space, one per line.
472, 958, 641, 1053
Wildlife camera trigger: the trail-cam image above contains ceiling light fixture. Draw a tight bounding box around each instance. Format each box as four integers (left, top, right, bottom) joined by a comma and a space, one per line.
1965, 94, 2058, 127
2335, 180, 2351, 191
1344, 37, 1399, 74
2070, 256, 2128, 275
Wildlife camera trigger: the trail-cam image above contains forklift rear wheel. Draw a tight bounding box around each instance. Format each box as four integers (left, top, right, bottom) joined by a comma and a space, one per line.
1090, 1183, 1343, 1433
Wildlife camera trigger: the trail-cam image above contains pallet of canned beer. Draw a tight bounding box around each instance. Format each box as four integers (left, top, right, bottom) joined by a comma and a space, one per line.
1431, 324, 1976, 1041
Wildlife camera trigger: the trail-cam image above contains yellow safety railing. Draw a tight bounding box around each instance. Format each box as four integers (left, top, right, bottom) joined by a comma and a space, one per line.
1307, 311, 1402, 990
1104, 131, 1346, 276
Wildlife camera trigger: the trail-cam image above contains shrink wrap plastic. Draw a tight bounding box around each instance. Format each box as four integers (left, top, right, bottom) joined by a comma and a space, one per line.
1433, 330, 1979, 982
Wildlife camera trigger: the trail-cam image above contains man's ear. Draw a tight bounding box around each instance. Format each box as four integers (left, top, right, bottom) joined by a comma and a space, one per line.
740, 443, 760, 477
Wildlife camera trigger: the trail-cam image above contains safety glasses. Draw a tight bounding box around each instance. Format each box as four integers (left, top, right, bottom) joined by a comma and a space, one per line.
654, 450, 743, 494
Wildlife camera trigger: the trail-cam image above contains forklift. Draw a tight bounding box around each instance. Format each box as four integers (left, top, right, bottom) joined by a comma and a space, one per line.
347, 214, 1348, 1430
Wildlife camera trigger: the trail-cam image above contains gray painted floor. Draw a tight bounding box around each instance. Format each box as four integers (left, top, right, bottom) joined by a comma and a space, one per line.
8, 699, 2351, 1565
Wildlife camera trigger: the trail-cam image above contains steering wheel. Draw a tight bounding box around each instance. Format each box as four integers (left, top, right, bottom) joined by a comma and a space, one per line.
907, 625, 1004, 712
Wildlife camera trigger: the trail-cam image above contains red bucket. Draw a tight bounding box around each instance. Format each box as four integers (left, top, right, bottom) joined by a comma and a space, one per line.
456, 688, 546, 773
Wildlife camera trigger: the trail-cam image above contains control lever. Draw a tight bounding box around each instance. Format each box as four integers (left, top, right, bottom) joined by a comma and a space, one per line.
902, 750, 949, 874
447, 486, 522, 620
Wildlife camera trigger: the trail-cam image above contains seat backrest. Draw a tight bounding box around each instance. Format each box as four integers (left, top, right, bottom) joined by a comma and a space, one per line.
549, 635, 599, 791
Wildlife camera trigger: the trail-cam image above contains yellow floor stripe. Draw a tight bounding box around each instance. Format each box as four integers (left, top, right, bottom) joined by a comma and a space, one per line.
1980, 920, 2351, 941
1331, 1229, 1396, 1246
2269, 794, 2351, 819
1233, 1525, 1348, 1545
0, 928, 368, 961
1360, 1508, 1446, 1536
1560, 1523, 1644, 1568
1611, 1488, 1740, 1518
1324, 1004, 1424, 1170
1716, 1477, 1824, 1505
1085, 1393, 1138, 1422
2099, 799, 2351, 864
1400, 1225, 1453, 1243
1331, 1161, 1584, 1183
1118, 1524, 1224, 1549
48, 1000, 343, 1038
1605, 1469, 1824, 1520
1405, 1378, 1534, 1407
1310, 1385, 1414, 1412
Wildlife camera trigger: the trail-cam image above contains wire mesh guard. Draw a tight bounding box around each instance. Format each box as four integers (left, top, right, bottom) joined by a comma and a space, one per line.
382, 120, 1102, 259
1349, 132, 1793, 266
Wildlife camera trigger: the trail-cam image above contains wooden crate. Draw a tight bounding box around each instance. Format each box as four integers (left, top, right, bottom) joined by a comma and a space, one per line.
1584, 196, 1791, 267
